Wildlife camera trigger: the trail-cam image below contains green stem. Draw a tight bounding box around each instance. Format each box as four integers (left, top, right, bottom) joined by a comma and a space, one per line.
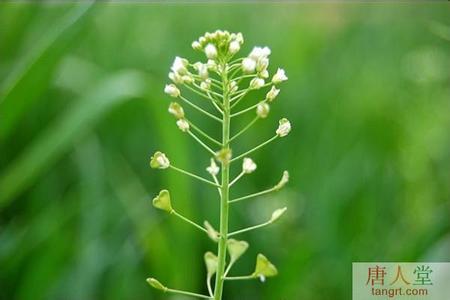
229, 116, 259, 142
228, 220, 272, 237
223, 275, 255, 281
187, 120, 222, 146
229, 186, 277, 204
230, 135, 278, 163
213, 62, 230, 300
187, 130, 217, 155
179, 95, 222, 123
165, 288, 212, 299
169, 165, 220, 187
171, 210, 208, 234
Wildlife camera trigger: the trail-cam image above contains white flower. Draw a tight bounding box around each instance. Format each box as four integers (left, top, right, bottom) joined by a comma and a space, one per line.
205, 43, 217, 59
191, 41, 202, 50
242, 157, 257, 174
168, 72, 183, 84
272, 68, 288, 84
206, 158, 220, 176
194, 62, 208, 79
176, 119, 189, 132
206, 59, 217, 71
171, 56, 188, 75
235, 32, 244, 43
181, 74, 194, 84
256, 101, 270, 118
266, 86, 280, 102
200, 79, 211, 91
150, 151, 170, 169
229, 81, 238, 94
256, 57, 269, 72
229, 40, 240, 55
164, 84, 180, 98
276, 118, 291, 137
259, 69, 269, 79
250, 77, 265, 89
242, 58, 256, 73
249, 46, 271, 61
168, 102, 184, 119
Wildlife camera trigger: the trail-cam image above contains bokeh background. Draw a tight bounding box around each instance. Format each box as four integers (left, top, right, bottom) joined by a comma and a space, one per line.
0, 2, 449, 300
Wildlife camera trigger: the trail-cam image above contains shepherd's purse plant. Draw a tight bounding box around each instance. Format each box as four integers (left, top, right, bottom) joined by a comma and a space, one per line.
147, 30, 291, 299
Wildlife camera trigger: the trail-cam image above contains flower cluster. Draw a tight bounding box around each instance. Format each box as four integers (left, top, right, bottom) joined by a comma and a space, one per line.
149, 30, 293, 300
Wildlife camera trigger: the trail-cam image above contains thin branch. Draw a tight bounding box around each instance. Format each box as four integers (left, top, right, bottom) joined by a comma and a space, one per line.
165, 288, 213, 299
228, 220, 272, 237
229, 116, 259, 142
187, 130, 217, 156
229, 171, 245, 187
229, 186, 276, 204
179, 95, 222, 123
187, 120, 222, 146
230, 135, 278, 163
230, 102, 259, 118
192, 82, 223, 99
169, 165, 220, 187
172, 210, 208, 234
223, 275, 255, 281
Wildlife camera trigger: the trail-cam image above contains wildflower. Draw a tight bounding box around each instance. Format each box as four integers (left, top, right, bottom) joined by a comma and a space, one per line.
270, 207, 287, 223
206, 158, 220, 176
229, 81, 238, 94
191, 40, 202, 50
168, 102, 184, 119
276, 118, 291, 137
249, 46, 271, 61
242, 58, 256, 73
181, 74, 194, 84
216, 148, 232, 164
204, 43, 218, 59
150, 151, 170, 169
242, 157, 257, 174
152, 190, 173, 213
204, 252, 218, 277
266, 86, 280, 102
168, 72, 183, 84
204, 220, 219, 242
256, 57, 269, 72
200, 79, 211, 91
193, 62, 208, 79
206, 59, 217, 71
164, 84, 180, 98
274, 170, 289, 190
259, 69, 269, 79
250, 77, 265, 89
227, 239, 249, 263
272, 68, 288, 84
176, 119, 189, 132
171, 56, 189, 75
256, 101, 270, 118
252, 254, 278, 279
229, 40, 240, 55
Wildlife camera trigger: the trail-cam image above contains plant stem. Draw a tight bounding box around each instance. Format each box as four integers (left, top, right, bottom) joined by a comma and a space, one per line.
169, 165, 220, 187
228, 220, 272, 237
230, 135, 278, 163
213, 62, 230, 300
165, 288, 212, 299
223, 275, 255, 281
228, 186, 277, 204
171, 210, 208, 234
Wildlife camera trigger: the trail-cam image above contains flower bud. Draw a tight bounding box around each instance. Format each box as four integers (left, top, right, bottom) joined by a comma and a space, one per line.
229, 40, 240, 55
242, 157, 257, 174
229, 81, 238, 94
236, 32, 244, 44
168, 72, 183, 84
259, 69, 269, 79
204, 43, 218, 59
176, 119, 189, 132
164, 84, 180, 98
194, 62, 208, 79
204, 252, 218, 278
206, 59, 217, 71
216, 148, 232, 164
152, 190, 173, 213
227, 239, 249, 264
276, 118, 291, 137
150, 151, 170, 169
252, 254, 278, 279
171, 56, 189, 75
256, 57, 269, 72
204, 220, 219, 242
146, 278, 167, 291
270, 207, 287, 223
250, 77, 265, 90
191, 40, 202, 50
206, 158, 220, 176
181, 74, 194, 84
200, 79, 211, 91
272, 68, 288, 84
249, 46, 271, 61
256, 101, 270, 118
168, 102, 184, 119
242, 58, 256, 73
266, 86, 280, 102
274, 170, 289, 190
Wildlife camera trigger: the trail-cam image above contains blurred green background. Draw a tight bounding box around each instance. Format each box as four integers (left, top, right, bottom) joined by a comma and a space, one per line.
0, 2, 449, 300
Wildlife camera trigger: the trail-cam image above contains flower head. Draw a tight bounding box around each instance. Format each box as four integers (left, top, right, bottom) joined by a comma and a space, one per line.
249, 46, 271, 61
171, 56, 189, 75
193, 62, 209, 79
229, 40, 240, 55
266, 86, 280, 102
272, 68, 288, 84
276, 118, 291, 137
152, 190, 173, 213
150, 151, 170, 169
164, 84, 180, 98
204, 43, 218, 59
206, 158, 220, 176
242, 58, 256, 73
256, 101, 270, 118
200, 79, 211, 91
168, 102, 184, 119
176, 119, 189, 132
250, 77, 265, 90
242, 157, 257, 174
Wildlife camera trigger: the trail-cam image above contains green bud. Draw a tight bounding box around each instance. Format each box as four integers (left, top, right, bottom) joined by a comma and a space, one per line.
270, 207, 287, 223
204, 251, 218, 278
274, 170, 289, 190
204, 221, 219, 242
146, 278, 167, 291
227, 239, 249, 263
216, 148, 232, 165
150, 151, 170, 169
252, 254, 278, 278
152, 190, 173, 213
168, 102, 184, 119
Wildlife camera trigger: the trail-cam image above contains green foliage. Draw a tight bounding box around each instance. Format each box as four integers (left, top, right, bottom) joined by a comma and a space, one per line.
0, 3, 449, 300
